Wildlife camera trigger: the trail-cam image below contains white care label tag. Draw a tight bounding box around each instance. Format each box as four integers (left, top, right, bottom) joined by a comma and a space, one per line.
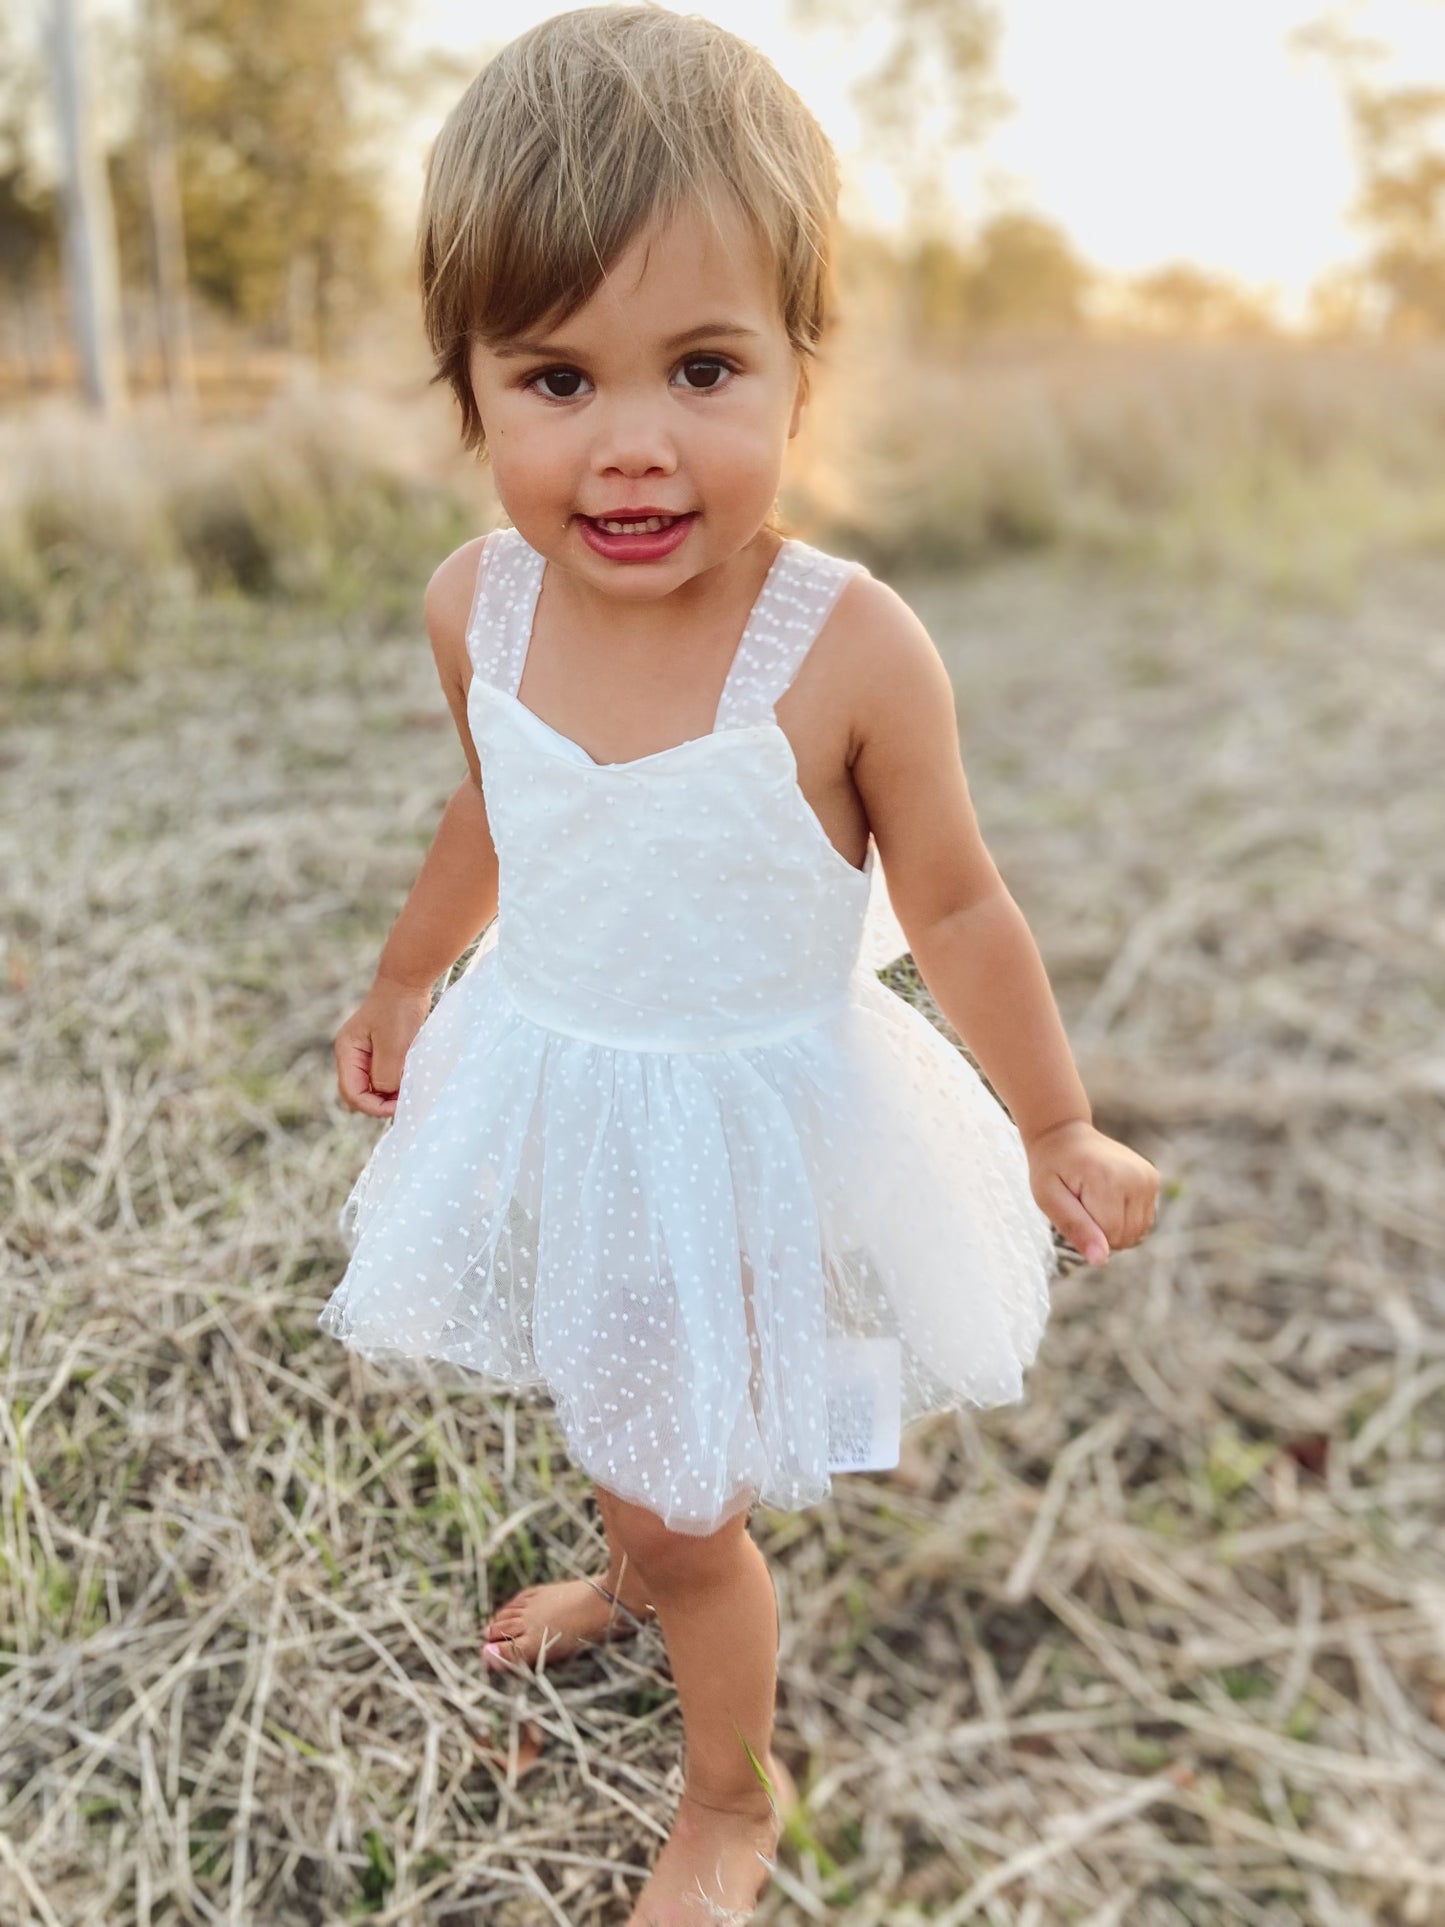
826, 1335, 902, 1472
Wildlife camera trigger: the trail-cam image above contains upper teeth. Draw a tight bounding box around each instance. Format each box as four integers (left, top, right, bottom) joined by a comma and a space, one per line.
597, 515, 676, 533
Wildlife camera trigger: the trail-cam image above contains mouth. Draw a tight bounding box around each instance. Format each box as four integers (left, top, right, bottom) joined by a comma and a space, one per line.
577, 511, 699, 562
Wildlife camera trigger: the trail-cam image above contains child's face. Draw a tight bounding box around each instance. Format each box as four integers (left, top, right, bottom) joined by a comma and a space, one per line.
467, 194, 807, 594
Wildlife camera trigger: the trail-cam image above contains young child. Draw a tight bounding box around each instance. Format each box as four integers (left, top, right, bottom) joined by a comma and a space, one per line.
319, 6, 1160, 1919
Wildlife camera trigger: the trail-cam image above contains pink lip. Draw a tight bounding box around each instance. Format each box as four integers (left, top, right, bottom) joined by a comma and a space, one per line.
578, 511, 698, 563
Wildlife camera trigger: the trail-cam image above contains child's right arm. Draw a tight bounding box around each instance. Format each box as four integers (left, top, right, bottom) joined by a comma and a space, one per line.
334, 540, 500, 1117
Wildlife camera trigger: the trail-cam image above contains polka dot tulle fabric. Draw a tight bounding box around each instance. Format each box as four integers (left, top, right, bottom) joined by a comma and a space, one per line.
318, 527, 1058, 1534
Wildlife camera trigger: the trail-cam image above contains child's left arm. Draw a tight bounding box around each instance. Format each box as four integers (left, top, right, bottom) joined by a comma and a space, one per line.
845, 582, 1159, 1266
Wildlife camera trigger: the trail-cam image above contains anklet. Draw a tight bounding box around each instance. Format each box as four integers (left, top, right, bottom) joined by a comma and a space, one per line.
583, 1576, 657, 1626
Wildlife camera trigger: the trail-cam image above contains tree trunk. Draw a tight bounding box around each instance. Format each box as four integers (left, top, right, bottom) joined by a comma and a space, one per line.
47, 0, 128, 412
141, 0, 198, 408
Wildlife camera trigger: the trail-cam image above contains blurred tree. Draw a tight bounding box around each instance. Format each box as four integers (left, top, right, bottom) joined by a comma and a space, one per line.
0, 16, 63, 392
788, 0, 1011, 235
1305, 261, 1376, 337
138, 0, 198, 404
1354, 80, 1445, 333
908, 231, 974, 337
1294, 11, 1445, 335
902, 213, 1092, 343
787, 1, 1096, 341
1122, 262, 1281, 338
142, 0, 413, 356
963, 210, 1092, 332
0, 17, 56, 296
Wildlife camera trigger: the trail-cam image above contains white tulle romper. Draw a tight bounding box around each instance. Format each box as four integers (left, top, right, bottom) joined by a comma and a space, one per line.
318, 525, 1057, 1535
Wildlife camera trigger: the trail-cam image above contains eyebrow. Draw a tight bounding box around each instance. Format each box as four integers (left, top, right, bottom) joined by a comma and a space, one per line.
490, 322, 763, 360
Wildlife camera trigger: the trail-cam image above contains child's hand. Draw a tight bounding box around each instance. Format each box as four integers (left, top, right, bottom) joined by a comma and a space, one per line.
1025, 1119, 1159, 1266
334, 976, 435, 1118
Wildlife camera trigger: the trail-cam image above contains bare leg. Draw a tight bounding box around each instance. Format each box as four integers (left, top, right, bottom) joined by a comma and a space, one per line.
605, 1487, 790, 1925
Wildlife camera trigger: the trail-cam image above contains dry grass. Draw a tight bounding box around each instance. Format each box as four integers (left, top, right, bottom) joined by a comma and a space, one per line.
812, 328, 1445, 591
3, 523, 1444, 1919
0, 376, 483, 683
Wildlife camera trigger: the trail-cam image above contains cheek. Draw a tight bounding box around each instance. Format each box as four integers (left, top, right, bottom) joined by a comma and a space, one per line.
709, 407, 789, 462
486, 399, 562, 460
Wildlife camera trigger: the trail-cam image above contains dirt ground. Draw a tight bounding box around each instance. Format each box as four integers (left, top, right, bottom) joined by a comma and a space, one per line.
3, 544, 1443, 1924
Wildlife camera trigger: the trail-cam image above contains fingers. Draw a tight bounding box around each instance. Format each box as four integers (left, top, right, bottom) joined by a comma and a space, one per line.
1128, 1191, 1159, 1248
1115, 1159, 1161, 1250
1037, 1170, 1111, 1265
351, 1087, 398, 1119
1091, 1168, 1161, 1254
1035, 1134, 1163, 1264
367, 1052, 403, 1103
335, 1034, 400, 1117
334, 1034, 366, 1107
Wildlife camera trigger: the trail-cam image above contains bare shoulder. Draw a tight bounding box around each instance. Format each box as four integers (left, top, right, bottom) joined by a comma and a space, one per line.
820, 566, 957, 756
829, 566, 946, 672
424, 533, 491, 694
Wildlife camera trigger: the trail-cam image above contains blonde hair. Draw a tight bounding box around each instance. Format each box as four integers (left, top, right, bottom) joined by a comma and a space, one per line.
417, 3, 841, 457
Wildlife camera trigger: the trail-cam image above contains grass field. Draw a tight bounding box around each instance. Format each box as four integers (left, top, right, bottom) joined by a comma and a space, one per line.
2, 351, 1444, 1921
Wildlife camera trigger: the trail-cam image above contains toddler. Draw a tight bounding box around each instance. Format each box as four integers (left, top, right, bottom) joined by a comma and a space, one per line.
319, 7, 1160, 1920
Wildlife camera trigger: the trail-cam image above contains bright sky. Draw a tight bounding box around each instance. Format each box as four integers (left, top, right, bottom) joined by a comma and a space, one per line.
407, 0, 1444, 326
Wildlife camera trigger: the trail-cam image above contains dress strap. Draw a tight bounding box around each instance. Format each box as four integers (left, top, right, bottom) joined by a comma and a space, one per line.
714, 540, 869, 731
464, 526, 537, 696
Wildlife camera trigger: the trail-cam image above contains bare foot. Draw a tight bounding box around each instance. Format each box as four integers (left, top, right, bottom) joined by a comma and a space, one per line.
625, 1753, 796, 1925
481, 1575, 656, 1672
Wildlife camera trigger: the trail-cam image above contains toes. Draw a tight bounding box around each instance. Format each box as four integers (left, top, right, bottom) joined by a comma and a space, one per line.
486, 1588, 534, 1626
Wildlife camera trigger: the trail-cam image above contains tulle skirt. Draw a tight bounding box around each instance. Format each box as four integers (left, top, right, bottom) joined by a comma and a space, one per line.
318, 948, 1058, 1535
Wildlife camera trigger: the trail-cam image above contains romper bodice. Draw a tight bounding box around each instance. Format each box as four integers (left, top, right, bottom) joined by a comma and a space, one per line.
463, 527, 892, 1052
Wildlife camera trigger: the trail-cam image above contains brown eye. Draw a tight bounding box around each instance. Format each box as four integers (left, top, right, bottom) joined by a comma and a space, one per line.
679, 357, 732, 392
527, 367, 588, 400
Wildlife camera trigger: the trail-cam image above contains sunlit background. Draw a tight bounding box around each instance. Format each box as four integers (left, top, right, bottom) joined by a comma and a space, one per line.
411, 0, 1435, 328
3, 0, 1445, 630
4, 7, 1445, 1924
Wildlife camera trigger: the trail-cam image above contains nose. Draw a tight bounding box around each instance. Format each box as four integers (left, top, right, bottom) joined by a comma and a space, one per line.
589, 396, 678, 478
